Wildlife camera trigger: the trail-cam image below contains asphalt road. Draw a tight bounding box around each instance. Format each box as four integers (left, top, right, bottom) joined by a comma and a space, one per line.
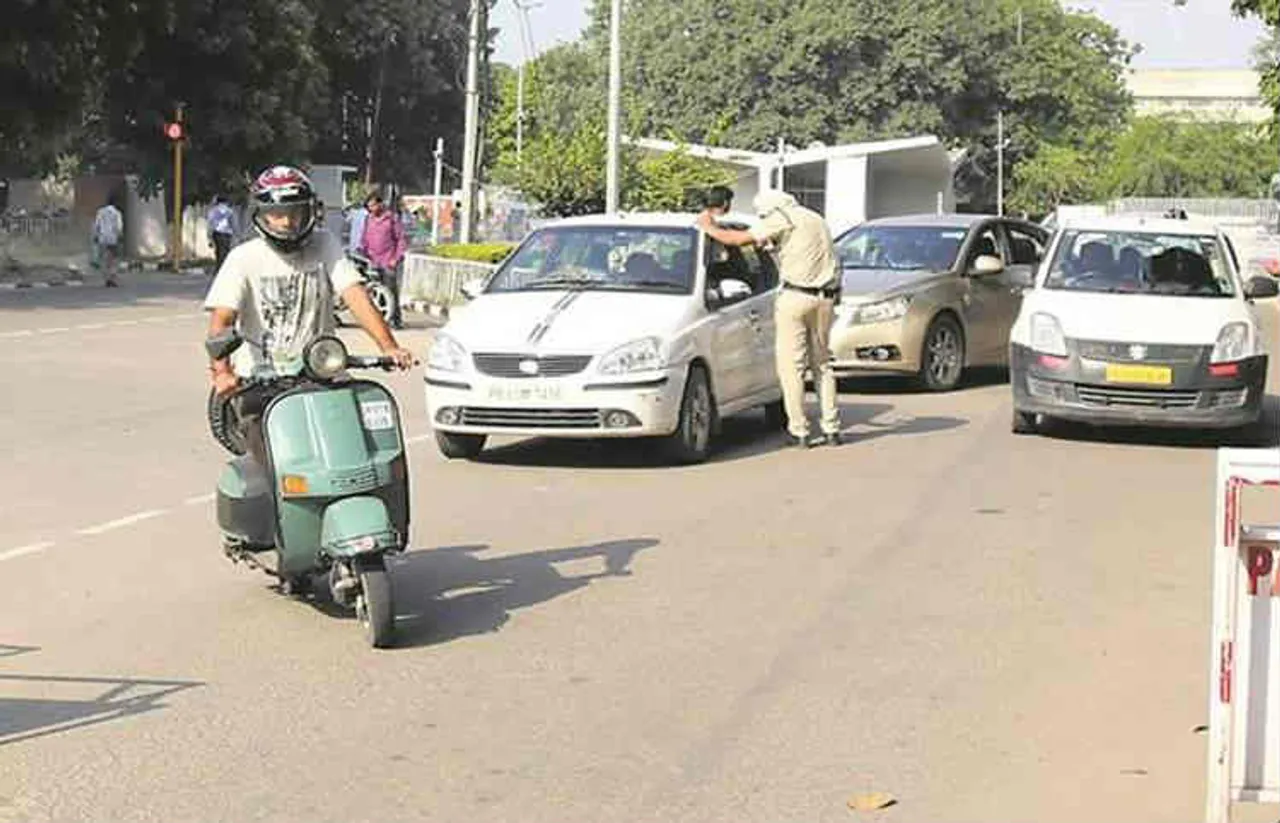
1, 274, 1278, 823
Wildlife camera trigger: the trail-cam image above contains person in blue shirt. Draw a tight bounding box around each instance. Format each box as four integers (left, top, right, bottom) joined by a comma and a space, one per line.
206, 195, 239, 274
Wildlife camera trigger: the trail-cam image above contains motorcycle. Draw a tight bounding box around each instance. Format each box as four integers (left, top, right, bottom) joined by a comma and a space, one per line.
205, 331, 410, 648
333, 252, 398, 328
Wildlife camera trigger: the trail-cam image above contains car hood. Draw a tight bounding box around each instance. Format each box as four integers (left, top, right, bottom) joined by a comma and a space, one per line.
442, 289, 696, 352
1025, 290, 1253, 345
839, 267, 948, 300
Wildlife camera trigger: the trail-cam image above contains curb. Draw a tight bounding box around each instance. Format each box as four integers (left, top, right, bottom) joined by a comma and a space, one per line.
0, 279, 87, 290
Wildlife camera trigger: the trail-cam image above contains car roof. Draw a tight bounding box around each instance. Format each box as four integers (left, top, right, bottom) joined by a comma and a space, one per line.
858, 213, 997, 229
542, 211, 758, 229
1056, 215, 1223, 235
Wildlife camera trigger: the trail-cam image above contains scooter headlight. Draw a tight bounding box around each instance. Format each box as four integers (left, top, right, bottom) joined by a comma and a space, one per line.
305, 336, 349, 379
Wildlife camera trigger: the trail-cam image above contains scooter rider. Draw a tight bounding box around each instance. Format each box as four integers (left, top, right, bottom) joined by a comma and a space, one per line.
204, 165, 413, 462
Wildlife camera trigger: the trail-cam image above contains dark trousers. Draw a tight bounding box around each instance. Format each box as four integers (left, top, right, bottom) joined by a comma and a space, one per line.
233, 383, 287, 467
212, 233, 232, 273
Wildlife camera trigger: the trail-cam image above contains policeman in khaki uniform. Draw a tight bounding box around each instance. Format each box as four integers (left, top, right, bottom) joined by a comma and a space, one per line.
696, 189, 842, 448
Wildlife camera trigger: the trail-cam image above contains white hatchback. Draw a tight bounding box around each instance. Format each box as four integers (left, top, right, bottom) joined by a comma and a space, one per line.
1008, 215, 1278, 437
423, 212, 786, 463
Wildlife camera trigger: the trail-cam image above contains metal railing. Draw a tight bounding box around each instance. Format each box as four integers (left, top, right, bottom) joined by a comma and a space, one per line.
402, 253, 495, 307
1108, 198, 1279, 225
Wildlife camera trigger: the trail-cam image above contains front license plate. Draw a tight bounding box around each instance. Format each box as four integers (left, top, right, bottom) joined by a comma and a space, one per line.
486, 381, 563, 403
1104, 363, 1172, 385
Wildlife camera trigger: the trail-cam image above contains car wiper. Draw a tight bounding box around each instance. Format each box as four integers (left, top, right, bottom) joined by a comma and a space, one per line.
610, 279, 687, 290
525, 276, 604, 289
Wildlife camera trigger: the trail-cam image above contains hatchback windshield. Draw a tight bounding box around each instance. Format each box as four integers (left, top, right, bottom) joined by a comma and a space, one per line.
836, 225, 967, 271
1044, 229, 1235, 297
485, 226, 697, 294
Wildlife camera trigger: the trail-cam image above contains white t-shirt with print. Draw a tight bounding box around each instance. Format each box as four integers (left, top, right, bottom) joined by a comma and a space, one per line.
203, 230, 362, 378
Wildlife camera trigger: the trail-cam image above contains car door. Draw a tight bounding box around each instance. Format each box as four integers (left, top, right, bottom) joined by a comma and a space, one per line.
734, 243, 780, 396
959, 221, 1009, 363
993, 221, 1048, 360
704, 240, 757, 404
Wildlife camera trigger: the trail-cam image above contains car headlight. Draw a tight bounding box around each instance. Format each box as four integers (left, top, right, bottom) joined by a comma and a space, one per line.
852, 296, 911, 324
1211, 322, 1250, 364
597, 337, 665, 375
1029, 312, 1067, 357
427, 333, 468, 372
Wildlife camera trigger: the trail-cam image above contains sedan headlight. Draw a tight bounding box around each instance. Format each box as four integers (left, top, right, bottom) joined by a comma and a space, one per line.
597, 337, 665, 375
852, 296, 911, 324
1211, 322, 1250, 364
427, 333, 468, 372
1029, 312, 1067, 357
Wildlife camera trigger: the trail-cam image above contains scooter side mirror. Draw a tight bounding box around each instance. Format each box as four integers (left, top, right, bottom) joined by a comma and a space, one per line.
205, 329, 244, 361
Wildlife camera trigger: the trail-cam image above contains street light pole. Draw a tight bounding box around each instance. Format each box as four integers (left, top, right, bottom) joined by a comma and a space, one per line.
432, 137, 444, 247
460, 0, 484, 244
996, 108, 1004, 217
605, 0, 622, 214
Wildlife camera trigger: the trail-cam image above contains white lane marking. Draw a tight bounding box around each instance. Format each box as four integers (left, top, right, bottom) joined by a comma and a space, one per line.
184, 493, 215, 506
113, 319, 140, 327
0, 542, 54, 562
1, 312, 203, 339
41, 327, 71, 334
78, 323, 106, 330
75, 509, 167, 536
405, 433, 432, 444
0, 330, 35, 339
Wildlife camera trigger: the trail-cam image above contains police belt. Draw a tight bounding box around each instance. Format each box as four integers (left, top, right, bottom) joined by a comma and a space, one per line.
782, 280, 840, 299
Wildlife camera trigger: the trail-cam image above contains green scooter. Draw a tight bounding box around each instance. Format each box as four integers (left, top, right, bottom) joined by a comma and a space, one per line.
205, 331, 410, 648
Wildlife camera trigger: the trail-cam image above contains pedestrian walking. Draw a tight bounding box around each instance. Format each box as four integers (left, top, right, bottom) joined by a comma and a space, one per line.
696, 189, 842, 448
92, 195, 125, 287
206, 195, 238, 274
357, 192, 408, 329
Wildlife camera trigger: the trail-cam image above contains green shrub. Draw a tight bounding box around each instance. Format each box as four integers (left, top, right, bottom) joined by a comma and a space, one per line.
424, 243, 516, 263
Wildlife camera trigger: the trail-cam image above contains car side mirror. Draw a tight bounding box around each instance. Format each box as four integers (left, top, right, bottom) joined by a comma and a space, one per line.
1244, 275, 1279, 299
968, 254, 1004, 276
205, 329, 243, 361
460, 279, 483, 301
708, 278, 752, 309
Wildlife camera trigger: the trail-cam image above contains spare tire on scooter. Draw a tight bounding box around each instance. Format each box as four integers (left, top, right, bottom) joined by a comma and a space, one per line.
207, 388, 248, 455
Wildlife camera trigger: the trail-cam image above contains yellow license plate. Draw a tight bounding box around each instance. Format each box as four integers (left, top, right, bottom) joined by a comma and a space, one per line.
1104, 363, 1172, 385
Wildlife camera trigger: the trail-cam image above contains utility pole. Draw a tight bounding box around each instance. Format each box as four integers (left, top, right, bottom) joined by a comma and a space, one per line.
432, 137, 444, 247
513, 0, 539, 167
460, 0, 484, 243
171, 104, 185, 272
605, 0, 622, 213
996, 109, 1004, 217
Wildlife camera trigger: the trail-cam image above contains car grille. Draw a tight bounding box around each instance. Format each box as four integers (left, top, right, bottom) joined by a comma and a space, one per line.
473, 353, 593, 378
458, 407, 602, 428
1075, 386, 1200, 409
1074, 340, 1204, 364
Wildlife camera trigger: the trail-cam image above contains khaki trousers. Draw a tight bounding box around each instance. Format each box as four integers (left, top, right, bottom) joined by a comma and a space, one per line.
774, 287, 840, 438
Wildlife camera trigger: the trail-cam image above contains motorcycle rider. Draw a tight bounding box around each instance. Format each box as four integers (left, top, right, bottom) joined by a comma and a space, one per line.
204, 165, 413, 462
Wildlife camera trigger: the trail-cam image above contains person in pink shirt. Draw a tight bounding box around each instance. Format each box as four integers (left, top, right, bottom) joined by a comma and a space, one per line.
358, 192, 408, 329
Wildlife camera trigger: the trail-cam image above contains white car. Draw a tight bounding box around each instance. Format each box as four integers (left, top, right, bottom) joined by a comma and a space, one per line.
1008, 215, 1278, 437
423, 212, 786, 463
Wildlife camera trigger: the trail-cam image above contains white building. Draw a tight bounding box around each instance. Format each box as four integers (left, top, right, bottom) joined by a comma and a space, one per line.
631, 134, 957, 234
1126, 68, 1269, 124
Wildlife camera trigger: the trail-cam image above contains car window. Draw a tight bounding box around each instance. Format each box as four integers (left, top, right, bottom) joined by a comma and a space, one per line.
1044, 229, 1236, 297
835, 225, 967, 272
967, 226, 1004, 265
708, 242, 767, 295
486, 226, 697, 294
1005, 225, 1045, 266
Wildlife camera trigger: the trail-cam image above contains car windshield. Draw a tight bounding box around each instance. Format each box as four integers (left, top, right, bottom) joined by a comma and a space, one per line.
835, 225, 966, 271
484, 226, 697, 294
1044, 229, 1236, 297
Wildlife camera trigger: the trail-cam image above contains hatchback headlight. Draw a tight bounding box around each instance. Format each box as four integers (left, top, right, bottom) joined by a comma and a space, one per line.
1211, 322, 1250, 364
1029, 312, 1067, 357
853, 296, 911, 324
597, 337, 664, 375
427, 333, 468, 372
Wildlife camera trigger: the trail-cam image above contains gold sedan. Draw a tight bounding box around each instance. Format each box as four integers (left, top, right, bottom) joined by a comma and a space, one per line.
829, 213, 1049, 391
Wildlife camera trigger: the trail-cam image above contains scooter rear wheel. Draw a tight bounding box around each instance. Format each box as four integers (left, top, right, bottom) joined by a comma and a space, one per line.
356, 558, 395, 649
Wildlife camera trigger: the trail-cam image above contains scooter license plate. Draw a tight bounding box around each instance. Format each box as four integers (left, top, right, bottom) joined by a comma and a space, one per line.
360, 400, 395, 430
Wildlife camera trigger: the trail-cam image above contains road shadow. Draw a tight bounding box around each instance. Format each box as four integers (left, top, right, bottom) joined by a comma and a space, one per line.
383, 538, 657, 648
468, 401, 966, 469
0, 645, 40, 660
1031, 393, 1280, 450
0, 672, 203, 747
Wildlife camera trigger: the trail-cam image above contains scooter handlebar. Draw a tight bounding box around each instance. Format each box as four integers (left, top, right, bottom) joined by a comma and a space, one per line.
347, 355, 402, 371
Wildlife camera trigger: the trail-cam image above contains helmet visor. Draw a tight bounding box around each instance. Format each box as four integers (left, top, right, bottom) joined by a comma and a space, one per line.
255, 201, 314, 241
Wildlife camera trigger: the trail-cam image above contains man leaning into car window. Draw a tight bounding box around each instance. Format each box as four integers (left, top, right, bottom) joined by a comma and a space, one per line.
696, 189, 842, 448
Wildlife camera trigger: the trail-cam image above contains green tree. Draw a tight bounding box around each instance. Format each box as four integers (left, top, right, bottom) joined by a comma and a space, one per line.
1103, 116, 1275, 198
1007, 141, 1104, 216
1233, 0, 1280, 137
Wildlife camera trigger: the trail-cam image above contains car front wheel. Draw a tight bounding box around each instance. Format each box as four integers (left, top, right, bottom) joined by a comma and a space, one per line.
918, 315, 965, 391
662, 364, 716, 464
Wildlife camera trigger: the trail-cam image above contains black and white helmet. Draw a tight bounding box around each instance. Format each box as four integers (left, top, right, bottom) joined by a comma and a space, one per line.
249, 165, 318, 253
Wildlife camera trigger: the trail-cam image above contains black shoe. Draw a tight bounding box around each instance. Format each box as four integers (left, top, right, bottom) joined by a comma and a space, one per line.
784, 433, 814, 449
824, 431, 843, 447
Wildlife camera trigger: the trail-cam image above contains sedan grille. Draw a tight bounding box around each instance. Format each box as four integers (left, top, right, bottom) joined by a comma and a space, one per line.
473, 353, 593, 378
1074, 340, 1204, 364
459, 407, 602, 429
1075, 386, 1199, 409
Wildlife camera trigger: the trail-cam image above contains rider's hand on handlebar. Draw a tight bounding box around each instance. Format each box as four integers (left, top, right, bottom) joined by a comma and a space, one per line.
380, 345, 415, 371
212, 370, 241, 396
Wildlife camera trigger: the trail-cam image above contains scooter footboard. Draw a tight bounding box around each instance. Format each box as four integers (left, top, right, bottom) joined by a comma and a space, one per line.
321, 496, 400, 556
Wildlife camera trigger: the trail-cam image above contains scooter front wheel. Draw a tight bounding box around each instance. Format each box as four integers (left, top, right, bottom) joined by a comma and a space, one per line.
356, 558, 395, 648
